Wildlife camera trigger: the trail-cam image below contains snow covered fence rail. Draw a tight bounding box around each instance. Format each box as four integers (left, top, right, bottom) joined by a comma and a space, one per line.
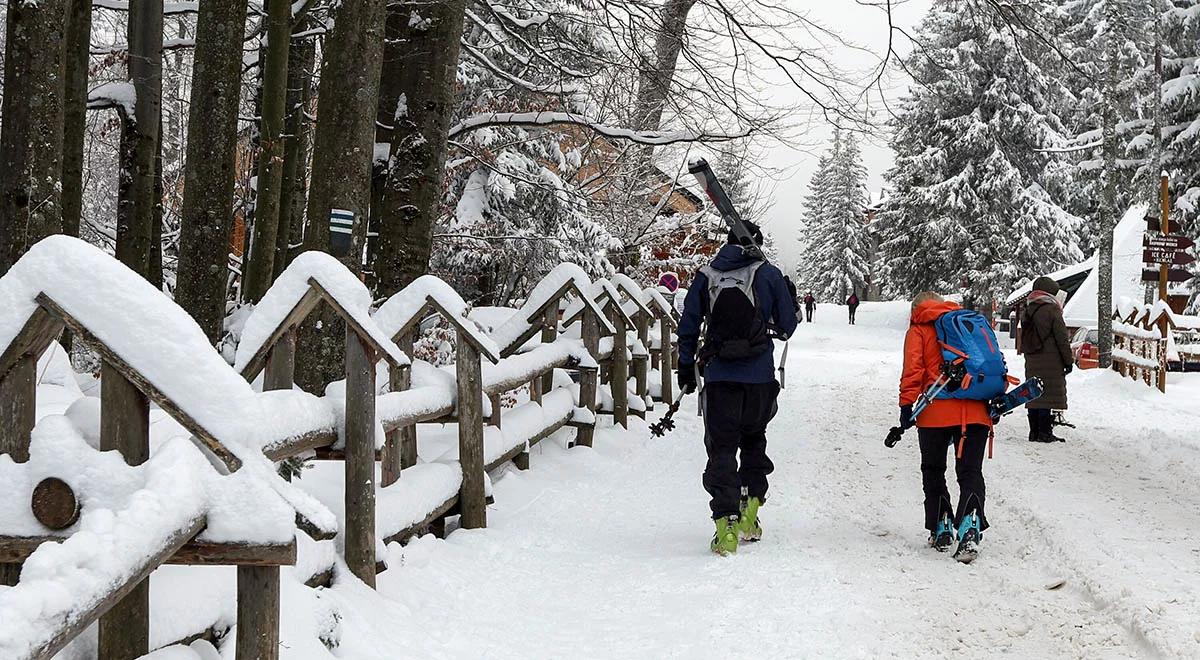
0, 238, 662, 658
0, 238, 323, 660
1111, 307, 1169, 393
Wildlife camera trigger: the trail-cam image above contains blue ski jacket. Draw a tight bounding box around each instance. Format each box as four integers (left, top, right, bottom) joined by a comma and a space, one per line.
677, 245, 798, 384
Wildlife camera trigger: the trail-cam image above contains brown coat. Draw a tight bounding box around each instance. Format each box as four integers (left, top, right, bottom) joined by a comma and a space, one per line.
1020, 298, 1072, 409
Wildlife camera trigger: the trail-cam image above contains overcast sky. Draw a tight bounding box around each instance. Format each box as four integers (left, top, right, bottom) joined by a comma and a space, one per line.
754, 0, 934, 275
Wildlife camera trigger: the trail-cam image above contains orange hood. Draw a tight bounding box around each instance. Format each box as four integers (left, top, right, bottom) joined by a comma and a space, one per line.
910, 300, 961, 325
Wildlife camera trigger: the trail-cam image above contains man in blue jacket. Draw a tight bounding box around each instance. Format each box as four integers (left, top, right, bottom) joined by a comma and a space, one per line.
677, 222, 798, 555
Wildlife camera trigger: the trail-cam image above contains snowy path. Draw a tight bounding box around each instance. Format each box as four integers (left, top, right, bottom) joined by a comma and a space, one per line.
363, 312, 1199, 659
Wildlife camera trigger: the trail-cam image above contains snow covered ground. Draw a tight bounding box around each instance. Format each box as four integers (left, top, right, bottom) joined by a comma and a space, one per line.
363, 302, 1200, 659
20, 301, 1200, 659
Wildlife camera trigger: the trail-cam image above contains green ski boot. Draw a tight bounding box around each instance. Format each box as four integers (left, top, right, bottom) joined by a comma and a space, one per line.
711, 515, 739, 556
739, 497, 763, 542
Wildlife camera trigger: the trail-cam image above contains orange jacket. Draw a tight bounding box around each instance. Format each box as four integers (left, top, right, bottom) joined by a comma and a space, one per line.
900, 300, 991, 429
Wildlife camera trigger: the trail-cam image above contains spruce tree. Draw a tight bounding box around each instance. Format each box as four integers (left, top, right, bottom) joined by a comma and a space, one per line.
799, 131, 872, 301
877, 1, 1084, 303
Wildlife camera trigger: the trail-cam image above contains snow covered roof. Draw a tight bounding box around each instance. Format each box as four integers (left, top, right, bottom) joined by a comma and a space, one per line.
1005, 204, 1151, 329
372, 275, 501, 363
235, 252, 409, 380
1005, 255, 1098, 306
490, 263, 615, 356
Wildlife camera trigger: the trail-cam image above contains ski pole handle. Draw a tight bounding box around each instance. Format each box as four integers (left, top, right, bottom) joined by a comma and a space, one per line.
885, 427, 904, 448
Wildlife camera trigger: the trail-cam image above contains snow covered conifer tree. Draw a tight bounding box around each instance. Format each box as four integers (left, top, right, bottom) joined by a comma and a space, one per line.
877, 1, 1083, 303
800, 131, 871, 301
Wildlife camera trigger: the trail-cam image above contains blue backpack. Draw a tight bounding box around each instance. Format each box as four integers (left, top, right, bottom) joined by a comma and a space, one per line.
933, 310, 1009, 401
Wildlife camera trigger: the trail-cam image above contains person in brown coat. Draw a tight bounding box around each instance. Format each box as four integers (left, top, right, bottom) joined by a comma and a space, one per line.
1020, 276, 1072, 442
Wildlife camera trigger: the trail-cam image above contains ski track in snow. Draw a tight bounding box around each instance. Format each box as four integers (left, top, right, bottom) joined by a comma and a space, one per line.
361, 316, 1199, 660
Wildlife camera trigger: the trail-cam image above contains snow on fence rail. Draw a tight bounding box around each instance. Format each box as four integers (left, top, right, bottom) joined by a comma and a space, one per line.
1111, 306, 1169, 393
0, 236, 668, 660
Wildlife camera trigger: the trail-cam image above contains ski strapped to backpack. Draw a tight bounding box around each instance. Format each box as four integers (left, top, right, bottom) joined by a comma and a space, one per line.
886, 309, 1045, 453
688, 157, 791, 380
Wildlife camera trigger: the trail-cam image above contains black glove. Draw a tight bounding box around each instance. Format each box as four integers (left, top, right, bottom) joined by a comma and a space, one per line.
677, 365, 697, 394
899, 404, 915, 430
1063, 363, 1074, 376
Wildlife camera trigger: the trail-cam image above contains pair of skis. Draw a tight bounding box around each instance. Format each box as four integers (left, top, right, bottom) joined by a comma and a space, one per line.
885, 376, 1045, 448
687, 158, 792, 387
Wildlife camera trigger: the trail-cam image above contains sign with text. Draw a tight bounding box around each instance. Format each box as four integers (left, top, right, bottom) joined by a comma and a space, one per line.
1144, 249, 1197, 266
1141, 268, 1194, 283
1145, 216, 1182, 233
1144, 234, 1195, 251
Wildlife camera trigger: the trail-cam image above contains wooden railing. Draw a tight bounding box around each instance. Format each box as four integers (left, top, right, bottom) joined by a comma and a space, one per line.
0, 238, 679, 660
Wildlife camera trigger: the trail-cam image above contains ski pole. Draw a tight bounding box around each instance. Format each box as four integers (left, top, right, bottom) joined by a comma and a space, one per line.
649, 389, 687, 437
884, 374, 953, 448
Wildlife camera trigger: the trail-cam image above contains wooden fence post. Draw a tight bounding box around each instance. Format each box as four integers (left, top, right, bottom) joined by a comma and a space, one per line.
99, 362, 151, 659
343, 329, 377, 588
575, 308, 601, 448
489, 393, 503, 428
634, 314, 650, 402
236, 564, 280, 660
238, 324, 287, 659
611, 308, 629, 427
263, 328, 296, 391
457, 332, 487, 529
381, 362, 408, 488
659, 316, 673, 405
0, 354, 35, 586
576, 366, 598, 449
540, 305, 557, 395
397, 332, 418, 470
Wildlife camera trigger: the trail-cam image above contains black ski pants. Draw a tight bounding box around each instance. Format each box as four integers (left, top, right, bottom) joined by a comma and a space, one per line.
702, 381, 779, 519
917, 425, 990, 532
805, 308, 814, 322
848, 306, 858, 324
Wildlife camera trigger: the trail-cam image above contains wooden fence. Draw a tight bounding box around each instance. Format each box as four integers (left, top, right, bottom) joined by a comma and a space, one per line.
0, 239, 678, 660
1111, 309, 1168, 393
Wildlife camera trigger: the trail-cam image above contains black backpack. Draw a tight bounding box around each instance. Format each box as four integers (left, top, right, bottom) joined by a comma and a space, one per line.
696, 262, 772, 364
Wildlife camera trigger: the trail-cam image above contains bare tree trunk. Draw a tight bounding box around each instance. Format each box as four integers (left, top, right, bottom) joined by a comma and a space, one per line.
1097, 2, 1120, 369
296, 0, 387, 392
242, 0, 292, 302
175, 0, 249, 343
370, 0, 467, 298
61, 0, 91, 241
634, 0, 697, 135
0, 0, 68, 274
115, 0, 163, 280
275, 31, 316, 279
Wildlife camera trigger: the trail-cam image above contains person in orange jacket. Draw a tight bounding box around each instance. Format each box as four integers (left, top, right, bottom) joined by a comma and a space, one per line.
899, 292, 992, 560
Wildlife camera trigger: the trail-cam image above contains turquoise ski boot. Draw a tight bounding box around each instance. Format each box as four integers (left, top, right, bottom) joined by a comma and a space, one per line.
929, 513, 955, 552
711, 515, 739, 556
739, 497, 763, 542
953, 511, 982, 564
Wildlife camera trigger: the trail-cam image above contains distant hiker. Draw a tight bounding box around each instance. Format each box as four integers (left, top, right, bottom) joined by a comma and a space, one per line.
803, 292, 816, 322
847, 292, 860, 324
899, 292, 991, 562
1020, 277, 1071, 443
677, 221, 798, 556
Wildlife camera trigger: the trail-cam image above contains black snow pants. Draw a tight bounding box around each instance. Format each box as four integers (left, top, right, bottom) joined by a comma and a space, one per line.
848, 306, 858, 324
805, 307, 814, 322
917, 425, 990, 532
702, 381, 780, 519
